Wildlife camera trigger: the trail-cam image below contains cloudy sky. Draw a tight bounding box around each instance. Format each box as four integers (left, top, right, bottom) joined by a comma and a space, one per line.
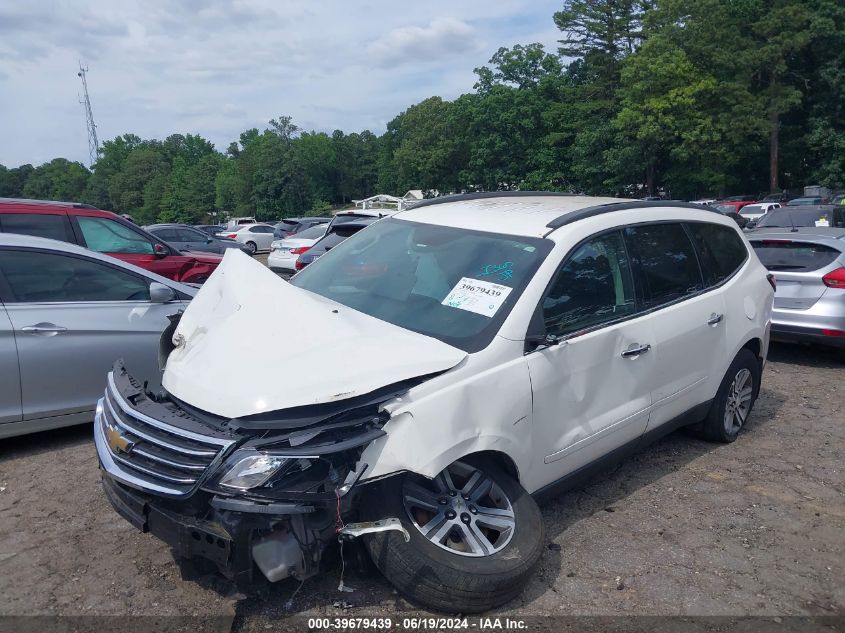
0, 1, 562, 168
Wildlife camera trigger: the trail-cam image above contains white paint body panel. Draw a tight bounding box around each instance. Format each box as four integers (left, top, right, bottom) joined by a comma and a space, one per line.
162, 250, 467, 419
157, 199, 772, 496
361, 205, 773, 494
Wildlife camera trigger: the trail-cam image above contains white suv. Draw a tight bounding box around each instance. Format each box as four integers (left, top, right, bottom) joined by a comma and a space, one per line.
95, 194, 773, 613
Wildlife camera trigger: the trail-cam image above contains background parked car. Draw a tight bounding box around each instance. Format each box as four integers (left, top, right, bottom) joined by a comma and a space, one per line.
787, 197, 825, 206
272, 217, 330, 239
0, 233, 196, 438
216, 223, 276, 254
714, 196, 757, 213
225, 217, 256, 229
709, 204, 749, 228
294, 217, 377, 270
759, 192, 794, 204
747, 228, 845, 351
145, 223, 251, 255
194, 224, 226, 236
753, 206, 835, 229
267, 223, 328, 273
740, 202, 780, 227
0, 198, 222, 283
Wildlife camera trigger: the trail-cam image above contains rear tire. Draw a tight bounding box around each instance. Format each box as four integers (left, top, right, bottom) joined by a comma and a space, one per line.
245, 241, 257, 255
361, 456, 544, 613
699, 348, 761, 442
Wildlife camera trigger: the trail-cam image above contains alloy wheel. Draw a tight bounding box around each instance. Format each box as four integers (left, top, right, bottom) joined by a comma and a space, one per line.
402, 461, 515, 557
724, 367, 753, 435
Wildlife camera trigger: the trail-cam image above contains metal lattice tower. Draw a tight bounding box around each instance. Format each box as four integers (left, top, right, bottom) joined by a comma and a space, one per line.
77, 62, 100, 167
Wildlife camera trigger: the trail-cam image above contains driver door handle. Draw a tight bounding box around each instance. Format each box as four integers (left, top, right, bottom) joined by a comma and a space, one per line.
708, 313, 724, 326
21, 323, 68, 336
621, 343, 651, 358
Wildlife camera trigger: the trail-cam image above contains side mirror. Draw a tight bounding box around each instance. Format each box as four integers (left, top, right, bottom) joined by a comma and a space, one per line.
206, 237, 213, 243
153, 242, 168, 258
525, 333, 561, 351
746, 220, 757, 229
149, 282, 176, 303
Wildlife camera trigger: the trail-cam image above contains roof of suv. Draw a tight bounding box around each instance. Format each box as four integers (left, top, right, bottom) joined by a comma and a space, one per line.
397, 193, 721, 238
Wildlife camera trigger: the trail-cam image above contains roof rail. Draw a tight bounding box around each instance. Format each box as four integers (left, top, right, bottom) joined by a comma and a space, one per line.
0, 197, 99, 210
407, 191, 577, 210
545, 200, 719, 229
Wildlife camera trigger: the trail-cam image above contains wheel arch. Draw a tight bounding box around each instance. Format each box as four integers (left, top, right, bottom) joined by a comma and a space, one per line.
741, 337, 763, 361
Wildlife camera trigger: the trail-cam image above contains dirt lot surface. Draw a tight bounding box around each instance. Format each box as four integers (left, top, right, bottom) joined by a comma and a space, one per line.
0, 342, 843, 631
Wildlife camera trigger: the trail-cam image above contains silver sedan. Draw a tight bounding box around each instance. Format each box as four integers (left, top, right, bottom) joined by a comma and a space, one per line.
748, 227, 845, 351
0, 233, 197, 438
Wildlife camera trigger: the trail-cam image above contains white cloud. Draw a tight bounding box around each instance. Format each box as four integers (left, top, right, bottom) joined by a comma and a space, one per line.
366, 18, 480, 67
0, 0, 563, 167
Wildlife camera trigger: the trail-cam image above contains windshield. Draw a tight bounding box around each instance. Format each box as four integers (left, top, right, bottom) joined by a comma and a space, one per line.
740, 205, 765, 215
291, 218, 552, 352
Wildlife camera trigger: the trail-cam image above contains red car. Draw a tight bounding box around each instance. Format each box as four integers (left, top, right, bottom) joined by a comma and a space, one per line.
713, 195, 757, 214
0, 198, 222, 283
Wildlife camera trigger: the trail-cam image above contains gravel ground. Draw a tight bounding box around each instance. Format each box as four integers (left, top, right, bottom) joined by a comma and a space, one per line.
0, 341, 842, 631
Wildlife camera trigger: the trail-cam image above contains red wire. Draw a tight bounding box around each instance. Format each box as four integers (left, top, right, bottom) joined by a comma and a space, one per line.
335, 488, 344, 534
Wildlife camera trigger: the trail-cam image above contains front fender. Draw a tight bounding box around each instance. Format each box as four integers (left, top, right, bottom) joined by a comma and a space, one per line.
358, 344, 538, 492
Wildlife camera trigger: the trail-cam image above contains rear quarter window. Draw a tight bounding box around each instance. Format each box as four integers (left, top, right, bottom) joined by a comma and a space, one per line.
751, 241, 841, 272
686, 222, 748, 286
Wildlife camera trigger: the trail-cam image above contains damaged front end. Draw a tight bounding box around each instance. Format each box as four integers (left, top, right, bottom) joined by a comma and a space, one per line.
95, 361, 398, 587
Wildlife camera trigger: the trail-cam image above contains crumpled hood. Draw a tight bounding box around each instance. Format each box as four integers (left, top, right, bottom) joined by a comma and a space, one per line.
162, 250, 467, 419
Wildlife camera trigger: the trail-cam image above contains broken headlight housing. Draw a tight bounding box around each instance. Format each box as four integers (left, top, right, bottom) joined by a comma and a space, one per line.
218, 453, 291, 490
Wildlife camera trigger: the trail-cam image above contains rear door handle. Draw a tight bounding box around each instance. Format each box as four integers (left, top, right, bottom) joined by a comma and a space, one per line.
708, 313, 724, 326
21, 323, 68, 336
621, 343, 651, 358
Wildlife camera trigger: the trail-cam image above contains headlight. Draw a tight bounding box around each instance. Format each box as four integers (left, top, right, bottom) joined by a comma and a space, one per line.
219, 455, 289, 490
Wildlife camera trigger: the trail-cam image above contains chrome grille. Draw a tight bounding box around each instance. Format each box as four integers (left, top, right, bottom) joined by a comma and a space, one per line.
96, 372, 234, 496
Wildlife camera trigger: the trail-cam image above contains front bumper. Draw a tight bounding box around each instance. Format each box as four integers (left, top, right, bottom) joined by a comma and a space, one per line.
95, 363, 386, 584
101, 474, 243, 575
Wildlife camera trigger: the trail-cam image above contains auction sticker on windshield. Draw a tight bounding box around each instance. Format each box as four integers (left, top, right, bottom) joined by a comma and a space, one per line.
442, 277, 513, 317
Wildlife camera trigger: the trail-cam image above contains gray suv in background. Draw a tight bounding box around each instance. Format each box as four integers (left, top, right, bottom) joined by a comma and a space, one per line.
145, 223, 250, 255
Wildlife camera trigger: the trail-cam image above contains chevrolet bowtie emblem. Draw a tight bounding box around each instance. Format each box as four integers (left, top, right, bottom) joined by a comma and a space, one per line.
106, 424, 135, 454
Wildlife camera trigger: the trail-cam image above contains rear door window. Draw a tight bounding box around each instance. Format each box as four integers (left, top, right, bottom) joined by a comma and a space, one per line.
751, 241, 841, 272
624, 223, 704, 309
77, 216, 154, 254
686, 222, 748, 286
0, 213, 74, 243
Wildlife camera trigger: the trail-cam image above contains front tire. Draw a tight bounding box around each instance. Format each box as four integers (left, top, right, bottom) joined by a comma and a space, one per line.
245, 241, 258, 255
361, 457, 544, 613
699, 348, 761, 442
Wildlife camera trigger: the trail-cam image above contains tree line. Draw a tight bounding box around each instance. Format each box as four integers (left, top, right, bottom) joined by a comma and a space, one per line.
1, 0, 842, 225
